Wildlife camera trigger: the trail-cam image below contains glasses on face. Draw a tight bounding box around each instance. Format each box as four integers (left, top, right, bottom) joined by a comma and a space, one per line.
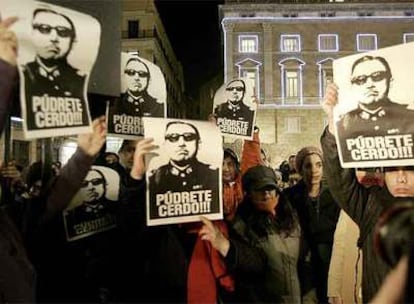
81, 178, 104, 188
226, 86, 244, 92
351, 71, 389, 86
165, 133, 198, 143
124, 69, 149, 78
33, 23, 73, 38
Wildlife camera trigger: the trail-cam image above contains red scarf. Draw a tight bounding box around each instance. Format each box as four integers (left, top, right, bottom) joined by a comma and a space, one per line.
187, 220, 235, 303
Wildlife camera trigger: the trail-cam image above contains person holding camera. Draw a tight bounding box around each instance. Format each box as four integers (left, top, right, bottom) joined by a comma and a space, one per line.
320, 83, 414, 302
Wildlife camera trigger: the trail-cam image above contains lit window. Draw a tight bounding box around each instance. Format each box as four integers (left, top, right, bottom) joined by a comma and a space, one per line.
279, 58, 304, 105
403, 33, 414, 43
357, 34, 377, 51
59, 141, 77, 165
317, 58, 334, 98
318, 34, 338, 52
285, 117, 301, 133
239, 35, 258, 53
285, 71, 298, 98
281, 35, 301, 52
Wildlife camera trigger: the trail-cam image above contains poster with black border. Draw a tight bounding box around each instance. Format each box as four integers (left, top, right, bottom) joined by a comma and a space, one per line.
63, 165, 120, 242
333, 42, 414, 168
213, 77, 257, 140
1, 0, 99, 139
106, 52, 167, 139
143, 117, 223, 226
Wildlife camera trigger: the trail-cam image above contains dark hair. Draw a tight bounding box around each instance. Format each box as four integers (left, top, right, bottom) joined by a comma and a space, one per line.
26, 161, 43, 189
84, 168, 107, 196
118, 140, 137, 153
32, 8, 76, 48
224, 148, 240, 174
237, 190, 297, 238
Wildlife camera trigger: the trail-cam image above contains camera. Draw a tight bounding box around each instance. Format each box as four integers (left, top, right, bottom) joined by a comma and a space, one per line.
374, 199, 413, 302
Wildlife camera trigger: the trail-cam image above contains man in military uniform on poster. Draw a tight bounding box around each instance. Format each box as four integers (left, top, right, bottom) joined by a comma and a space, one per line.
336, 55, 414, 162
23, 8, 87, 129
120, 57, 164, 117
214, 79, 254, 122
148, 121, 219, 218
337, 55, 414, 137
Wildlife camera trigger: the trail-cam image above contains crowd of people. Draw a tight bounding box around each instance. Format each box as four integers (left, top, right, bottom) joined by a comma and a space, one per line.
0, 14, 411, 304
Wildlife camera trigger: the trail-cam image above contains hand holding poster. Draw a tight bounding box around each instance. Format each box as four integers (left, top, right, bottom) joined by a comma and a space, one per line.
107, 52, 167, 139
1, 0, 100, 139
333, 42, 414, 168
213, 78, 257, 140
143, 118, 223, 226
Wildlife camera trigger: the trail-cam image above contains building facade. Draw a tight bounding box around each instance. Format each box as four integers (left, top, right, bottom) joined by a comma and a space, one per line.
220, 0, 414, 167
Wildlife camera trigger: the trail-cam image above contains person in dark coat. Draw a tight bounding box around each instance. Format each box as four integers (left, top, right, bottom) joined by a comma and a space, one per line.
284, 146, 340, 303
322, 82, 414, 302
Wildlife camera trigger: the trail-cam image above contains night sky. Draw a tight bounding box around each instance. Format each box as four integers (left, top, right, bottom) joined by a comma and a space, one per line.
155, 0, 224, 96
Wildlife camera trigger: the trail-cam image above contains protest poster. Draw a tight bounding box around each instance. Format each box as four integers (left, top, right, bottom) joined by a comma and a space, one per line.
213, 77, 257, 140
333, 42, 414, 168
143, 118, 223, 226
1, 0, 100, 139
63, 165, 120, 241
107, 52, 167, 139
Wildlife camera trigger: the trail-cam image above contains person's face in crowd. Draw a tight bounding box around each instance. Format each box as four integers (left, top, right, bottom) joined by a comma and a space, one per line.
384, 167, 414, 197
32, 11, 74, 61
288, 155, 296, 171
351, 59, 390, 105
105, 154, 118, 165
29, 180, 42, 198
124, 60, 149, 95
225, 80, 245, 104
222, 156, 237, 183
119, 141, 137, 170
80, 170, 105, 204
251, 186, 279, 214
165, 123, 198, 166
302, 154, 323, 187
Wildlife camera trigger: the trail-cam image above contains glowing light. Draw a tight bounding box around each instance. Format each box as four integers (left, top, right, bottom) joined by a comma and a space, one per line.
238, 34, 259, 53
278, 58, 305, 105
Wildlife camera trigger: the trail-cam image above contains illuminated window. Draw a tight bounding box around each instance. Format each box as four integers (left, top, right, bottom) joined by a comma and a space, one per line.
239, 35, 258, 53
317, 58, 334, 98
59, 140, 77, 165
285, 117, 301, 133
318, 34, 338, 52
357, 34, 377, 51
279, 58, 305, 105
236, 58, 262, 99
281, 35, 301, 52
403, 33, 414, 43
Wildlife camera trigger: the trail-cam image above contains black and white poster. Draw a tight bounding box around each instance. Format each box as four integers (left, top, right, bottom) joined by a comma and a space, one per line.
143, 118, 223, 226
107, 52, 167, 139
213, 78, 257, 140
63, 166, 119, 241
333, 42, 414, 168
2, 0, 100, 138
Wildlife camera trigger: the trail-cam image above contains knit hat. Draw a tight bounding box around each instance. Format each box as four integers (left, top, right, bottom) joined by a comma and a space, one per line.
295, 146, 323, 174
242, 165, 278, 192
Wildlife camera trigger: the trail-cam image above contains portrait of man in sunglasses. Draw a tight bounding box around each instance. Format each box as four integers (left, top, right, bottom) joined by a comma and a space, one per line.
337, 55, 413, 137
22, 8, 86, 110
120, 57, 164, 117
213, 78, 255, 138
148, 121, 219, 220
64, 167, 118, 241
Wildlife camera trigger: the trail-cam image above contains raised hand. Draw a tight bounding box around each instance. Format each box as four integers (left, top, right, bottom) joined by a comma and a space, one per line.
199, 216, 230, 257
77, 116, 107, 156
322, 82, 339, 134
0, 17, 18, 66
130, 138, 158, 180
